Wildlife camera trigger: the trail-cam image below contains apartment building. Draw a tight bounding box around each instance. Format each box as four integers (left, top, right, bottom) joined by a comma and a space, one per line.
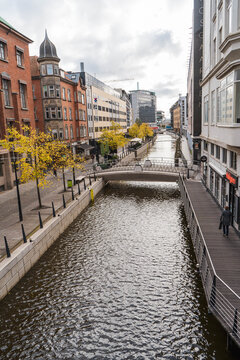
67, 65, 127, 151
169, 94, 187, 134
0, 17, 35, 190
201, 0, 240, 232
31, 32, 89, 155
187, 0, 203, 161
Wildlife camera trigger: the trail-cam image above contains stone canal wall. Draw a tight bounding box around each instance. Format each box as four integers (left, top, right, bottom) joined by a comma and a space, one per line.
0, 179, 105, 301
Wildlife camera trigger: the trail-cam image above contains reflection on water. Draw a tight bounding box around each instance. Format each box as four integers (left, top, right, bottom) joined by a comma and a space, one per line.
0, 135, 239, 359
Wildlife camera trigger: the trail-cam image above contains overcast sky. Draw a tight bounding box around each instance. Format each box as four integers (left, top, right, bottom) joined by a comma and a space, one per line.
1, 0, 193, 117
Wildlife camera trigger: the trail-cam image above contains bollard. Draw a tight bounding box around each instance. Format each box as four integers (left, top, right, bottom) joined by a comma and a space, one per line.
4, 236, 11, 258
89, 175, 92, 186
62, 194, 66, 208
83, 178, 86, 190
71, 186, 74, 201
94, 172, 96, 182
21, 223, 27, 243
78, 182, 81, 195
38, 211, 43, 229
52, 201, 56, 217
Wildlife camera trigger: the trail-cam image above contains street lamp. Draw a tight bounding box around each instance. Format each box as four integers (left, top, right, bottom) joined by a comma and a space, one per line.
12, 151, 23, 222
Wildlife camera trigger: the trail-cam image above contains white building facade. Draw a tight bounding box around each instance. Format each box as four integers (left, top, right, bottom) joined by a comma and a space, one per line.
201, 0, 240, 232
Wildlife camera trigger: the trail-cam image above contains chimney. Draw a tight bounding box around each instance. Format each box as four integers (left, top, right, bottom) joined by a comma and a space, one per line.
80, 62, 84, 72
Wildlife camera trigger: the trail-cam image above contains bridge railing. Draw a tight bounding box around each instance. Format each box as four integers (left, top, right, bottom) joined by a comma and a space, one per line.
179, 174, 240, 347
88, 158, 198, 176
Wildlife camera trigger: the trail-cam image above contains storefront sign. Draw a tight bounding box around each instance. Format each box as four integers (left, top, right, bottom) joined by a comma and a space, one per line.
226, 170, 238, 187
200, 155, 207, 162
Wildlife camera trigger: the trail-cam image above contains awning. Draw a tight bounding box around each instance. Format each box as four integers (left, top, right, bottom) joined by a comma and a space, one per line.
209, 162, 226, 177
77, 143, 94, 150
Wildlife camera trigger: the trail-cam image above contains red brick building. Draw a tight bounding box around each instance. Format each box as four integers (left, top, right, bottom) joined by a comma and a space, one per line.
31, 31, 89, 155
0, 17, 35, 190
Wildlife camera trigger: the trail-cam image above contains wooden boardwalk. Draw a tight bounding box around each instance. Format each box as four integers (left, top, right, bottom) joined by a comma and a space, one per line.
179, 177, 240, 347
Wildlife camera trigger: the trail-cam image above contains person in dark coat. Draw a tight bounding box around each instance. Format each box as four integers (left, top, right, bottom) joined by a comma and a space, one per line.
220, 206, 231, 237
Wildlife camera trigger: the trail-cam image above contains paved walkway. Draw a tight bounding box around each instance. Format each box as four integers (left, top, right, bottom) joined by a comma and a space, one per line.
0, 164, 95, 259
181, 136, 192, 163
184, 179, 240, 298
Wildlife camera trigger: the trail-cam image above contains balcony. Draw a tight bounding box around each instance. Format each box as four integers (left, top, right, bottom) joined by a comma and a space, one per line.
219, 32, 240, 62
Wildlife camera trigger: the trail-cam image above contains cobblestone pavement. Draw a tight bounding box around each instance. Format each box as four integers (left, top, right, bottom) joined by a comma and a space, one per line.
0, 164, 95, 259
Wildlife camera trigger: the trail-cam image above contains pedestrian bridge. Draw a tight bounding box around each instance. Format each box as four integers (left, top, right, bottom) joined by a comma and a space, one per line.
90, 158, 198, 182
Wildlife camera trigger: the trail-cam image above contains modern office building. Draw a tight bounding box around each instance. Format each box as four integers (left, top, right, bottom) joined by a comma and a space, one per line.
0, 17, 35, 190
156, 110, 165, 125
67, 64, 127, 145
129, 89, 157, 124
201, 0, 240, 232
115, 88, 133, 129
187, 0, 203, 161
31, 32, 89, 155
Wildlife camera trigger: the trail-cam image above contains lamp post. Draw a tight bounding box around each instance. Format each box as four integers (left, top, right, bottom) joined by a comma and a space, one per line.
12, 152, 23, 222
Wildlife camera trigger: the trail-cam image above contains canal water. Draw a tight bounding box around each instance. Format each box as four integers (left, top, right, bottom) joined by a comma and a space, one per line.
0, 135, 238, 359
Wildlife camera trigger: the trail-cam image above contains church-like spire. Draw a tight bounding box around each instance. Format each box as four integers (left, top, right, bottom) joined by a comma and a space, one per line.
39, 30, 60, 62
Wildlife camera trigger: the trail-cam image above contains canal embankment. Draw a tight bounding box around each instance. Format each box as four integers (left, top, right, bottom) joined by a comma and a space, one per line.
0, 179, 105, 301
179, 175, 240, 349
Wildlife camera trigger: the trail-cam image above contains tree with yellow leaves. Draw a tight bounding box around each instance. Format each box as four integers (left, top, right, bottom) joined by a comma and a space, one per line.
0, 126, 84, 208
129, 123, 140, 138
99, 121, 128, 156
139, 123, 154, 140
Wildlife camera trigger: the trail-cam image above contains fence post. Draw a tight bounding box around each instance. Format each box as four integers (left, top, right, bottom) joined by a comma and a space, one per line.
52, 201, 56, 217
4, 236, 11, 258
89, 175, 92, 186
21, 223, 27, 243
62, 194, 66, 208
78, 182, 81, 195
83, 178, 86, 190
38, 211, 43, 229
233, 309, 238, 336
71, 186, 74, 201
94, 172, 96, 182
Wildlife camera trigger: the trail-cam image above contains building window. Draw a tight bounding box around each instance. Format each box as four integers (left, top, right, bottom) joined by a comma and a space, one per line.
230, 151, 237, 170
78, 91, 81, 103
45, 107, 50, 119
227, 0, 233, 35
204, 95, 209, 123
59, 128, 63, 140
67, 89, 71, 101
50, 107, 56, 119
16, 49, 23, 66
222, 148, 227, 164
0, 41, 6, 60
204, 141, 208, 151
65, 125, 69, 139
211, 90, 215, 124
62, 87, 66, 100
69, 108, 72, 120
52, 130, 58, 140
216, 145, 220, 159
216, 87, 220, 123
2, 79, 10, 106
74, 91, 77, 102
57, 107, 62, 119
54, 65, 59, 75
56, 85, 60, 98
20, 83, 27, 109
49, 85, 55, 97
76, 127, 79, 137
83, 111, 86, 121
41, 65, 46, 76
46, 64, 53, 75
211, 143, 214, 156
64, 107, 67, 120
75, 109, 78, 120
82, 94, 85, 104
70, 125, 73, 139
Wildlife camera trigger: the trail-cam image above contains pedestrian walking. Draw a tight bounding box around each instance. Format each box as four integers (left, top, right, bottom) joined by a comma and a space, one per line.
220, 206, 231, 237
